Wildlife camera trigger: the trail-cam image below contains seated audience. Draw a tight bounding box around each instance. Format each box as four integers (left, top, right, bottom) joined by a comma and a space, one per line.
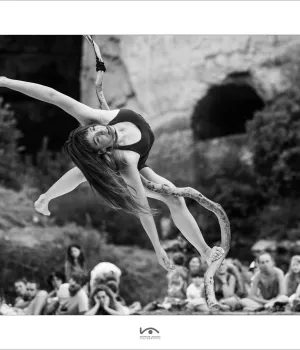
186, 270, 208, 312
214, 259, 240, 311
65, 244, 87, 282
90, 262, 122, 292
283, 255, 300, 308
106, 280, 141, 315
227, 259, 251, 297
167, 252, 189, 288
187, 256, 205, 284
240, 252, 288, 311
47, 271, 66, 299
24, 279, 48, 315
44, 271, 66, 315
13, 278, 30, 309
86, 284, 126, 315
56, 271, 89, 315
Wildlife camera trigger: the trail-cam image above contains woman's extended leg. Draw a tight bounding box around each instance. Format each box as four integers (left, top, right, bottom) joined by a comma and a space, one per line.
34, 167, 87, 215
140, 167, 224, 264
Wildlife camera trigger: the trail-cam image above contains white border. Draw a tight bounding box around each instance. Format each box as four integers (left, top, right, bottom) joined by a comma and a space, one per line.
1, 1, 299, 349
0, 1, 299, 35
0, 315, 299, 349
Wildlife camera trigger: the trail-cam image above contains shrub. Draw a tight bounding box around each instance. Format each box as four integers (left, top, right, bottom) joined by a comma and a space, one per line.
0, 97, 23, 190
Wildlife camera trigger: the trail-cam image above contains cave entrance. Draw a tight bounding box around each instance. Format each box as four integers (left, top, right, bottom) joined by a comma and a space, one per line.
191, 71, 265, 141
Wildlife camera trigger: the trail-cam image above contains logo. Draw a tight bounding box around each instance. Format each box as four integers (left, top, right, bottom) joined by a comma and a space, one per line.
139, 327, 161, 340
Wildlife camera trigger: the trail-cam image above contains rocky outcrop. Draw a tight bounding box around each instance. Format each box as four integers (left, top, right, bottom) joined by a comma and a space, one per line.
81, 35, 300, 131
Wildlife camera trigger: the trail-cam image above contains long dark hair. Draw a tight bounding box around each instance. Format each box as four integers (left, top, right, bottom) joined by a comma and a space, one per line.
66, 244, 86, 267
63, 123, 153, 217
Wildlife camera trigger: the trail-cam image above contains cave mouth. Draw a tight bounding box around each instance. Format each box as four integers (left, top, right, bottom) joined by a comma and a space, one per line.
191, 71, 265, 141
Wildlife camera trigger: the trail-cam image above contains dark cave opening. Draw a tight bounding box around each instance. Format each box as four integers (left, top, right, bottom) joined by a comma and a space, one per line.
191, 72, 265, 141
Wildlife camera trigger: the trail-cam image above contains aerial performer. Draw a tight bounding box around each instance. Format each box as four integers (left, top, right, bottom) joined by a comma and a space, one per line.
0, 35, 230, 309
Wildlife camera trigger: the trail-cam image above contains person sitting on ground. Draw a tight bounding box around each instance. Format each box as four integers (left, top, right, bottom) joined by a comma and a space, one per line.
90, 261, 122, 293
13, 278, 30, 309
167, 252, 189, 284
186, 270, 208, 312
292, 283, 300, 311
44, 271, 66, 315
106, 279, 141, 315
187, 256, 205, 284
24, 279, 48, 315
226, 259, 250, 298
240, 252, 288, 312
47, 271, 66, 299
65, 244, 87, 282
162, 271, 188, 310
56, 271, 89, 315
85, 284, 126, 315
283, 255, 300, 308
214, 259, 240, 311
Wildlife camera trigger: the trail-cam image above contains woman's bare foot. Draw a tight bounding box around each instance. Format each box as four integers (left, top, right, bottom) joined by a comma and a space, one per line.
34, 194, 51, 216
204, 246, 224, 266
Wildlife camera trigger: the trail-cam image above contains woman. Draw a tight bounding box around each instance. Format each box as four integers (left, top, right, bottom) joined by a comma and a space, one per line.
0, 36, 224, 271
46, 271, 66, 298
65, 244, 87, 281
44, 271, 66, 315
85, 284, 126, 315
283, 255, 300, 307
213, 259, 239, 311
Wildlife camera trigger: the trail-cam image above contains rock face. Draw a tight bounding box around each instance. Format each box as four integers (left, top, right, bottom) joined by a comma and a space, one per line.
81, 35, 300, 131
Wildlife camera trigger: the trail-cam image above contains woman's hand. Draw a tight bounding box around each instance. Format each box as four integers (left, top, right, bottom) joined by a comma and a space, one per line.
93, 295, 101, 307
101, 295, 110, 309
34, 193, 51, 216
155, 246, 175, 272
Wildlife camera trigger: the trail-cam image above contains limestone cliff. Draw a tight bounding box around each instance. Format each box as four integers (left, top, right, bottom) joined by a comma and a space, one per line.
81, 35, 300, 132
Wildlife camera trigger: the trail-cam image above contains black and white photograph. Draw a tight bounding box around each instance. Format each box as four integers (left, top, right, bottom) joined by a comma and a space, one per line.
0, 1, 299, 349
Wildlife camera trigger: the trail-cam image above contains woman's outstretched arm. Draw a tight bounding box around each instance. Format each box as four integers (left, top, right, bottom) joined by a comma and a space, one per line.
119, 156, 174, 272
34, 167, 87, 215
0, 76, 108, 125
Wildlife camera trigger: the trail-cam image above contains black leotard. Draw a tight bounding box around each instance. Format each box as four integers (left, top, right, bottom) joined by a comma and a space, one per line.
108, 109, 155, 171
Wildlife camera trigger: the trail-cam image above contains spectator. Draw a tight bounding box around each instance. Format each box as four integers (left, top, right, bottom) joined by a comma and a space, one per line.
167, 252, 189, 284
90, 262, 122, 293
44, 271, 66, 315
214, 259, 240, 311
106, 280, 141, 315
65, 244, 87, 282
143, 272, 188, 313
57, 271, 89, 315
186, 270, 208, 312
187, 256, 205, 284
24, 279, 48, 315
293, 284, 300, 311
47, 271, 66, 299
158, 272, 188, 311
283, 255, 300, 307
14, 278, 30, 309
227, 259, 249, 297
86, 284, 126, 315
240, 252, 288, 311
